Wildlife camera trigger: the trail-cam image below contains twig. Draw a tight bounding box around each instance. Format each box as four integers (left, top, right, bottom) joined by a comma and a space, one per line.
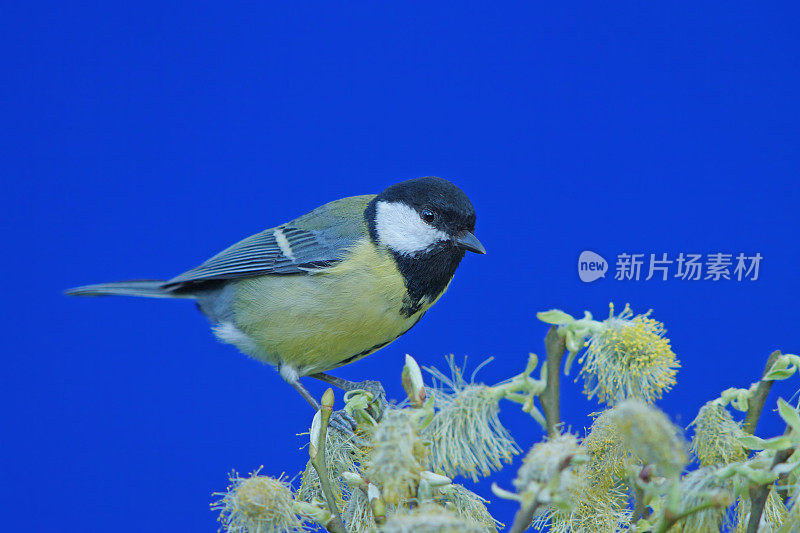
631, 486, 648, 525
631, 466, 654, 525
743, 350, 782, 435
652, 501, 720, 533
509, 501, 541, 533
310, 389, 348, 533
507, 451, 575, 533
740, 350, 788, 533
541, 326, 566, 437
745, 426, 793, 533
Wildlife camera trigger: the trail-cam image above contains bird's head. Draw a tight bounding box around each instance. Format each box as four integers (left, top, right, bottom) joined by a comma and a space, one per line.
367, 176, 485, 257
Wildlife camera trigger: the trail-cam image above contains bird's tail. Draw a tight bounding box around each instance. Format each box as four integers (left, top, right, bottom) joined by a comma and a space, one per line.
65, 280, 186, 299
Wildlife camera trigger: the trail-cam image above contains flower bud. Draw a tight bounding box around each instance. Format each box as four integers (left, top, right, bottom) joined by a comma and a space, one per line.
402, 354, 426, 407
309, 410, 322, 459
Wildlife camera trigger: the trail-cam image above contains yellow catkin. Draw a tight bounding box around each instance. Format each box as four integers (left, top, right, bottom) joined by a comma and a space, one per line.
212, 470, 303, 533
424, 356, 520, 481
363, 409, 424, 504
381, 503, 487, 533
581, 304, 679, 405
662, 467, 734, 533
612, 400, 688, 478
689, 402, 747, 466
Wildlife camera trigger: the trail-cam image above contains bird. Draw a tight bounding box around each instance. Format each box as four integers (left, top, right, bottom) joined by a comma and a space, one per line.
66, 176, 485, 421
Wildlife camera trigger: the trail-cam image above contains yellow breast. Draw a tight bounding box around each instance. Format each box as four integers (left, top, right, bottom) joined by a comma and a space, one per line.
231, 238, 440, 374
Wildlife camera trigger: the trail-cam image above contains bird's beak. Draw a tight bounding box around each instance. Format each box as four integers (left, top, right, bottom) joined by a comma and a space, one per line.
454, 231, 486, 254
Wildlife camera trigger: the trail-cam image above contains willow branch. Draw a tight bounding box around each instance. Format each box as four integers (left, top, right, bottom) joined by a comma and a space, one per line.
631, 466, 654, 525
745, 426, 793, 533
509, 501, 541, 533
652, 501, 720, 533
310, 389, 347, 533
743, 350, 782, 435
541, 326, 566, 437
507, 448, 575, 533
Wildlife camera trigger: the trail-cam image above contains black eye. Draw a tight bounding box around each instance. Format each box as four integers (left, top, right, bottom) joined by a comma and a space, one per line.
421, 209, 436, 223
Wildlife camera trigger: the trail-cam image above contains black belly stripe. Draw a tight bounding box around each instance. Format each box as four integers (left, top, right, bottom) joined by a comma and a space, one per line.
400, 298, 424, 318
333, 311, 427, 369
336, 339, 392, 367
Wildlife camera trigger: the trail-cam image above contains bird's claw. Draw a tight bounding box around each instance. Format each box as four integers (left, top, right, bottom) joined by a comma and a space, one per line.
344, 379, 389, 419
329, 409, 357, 433
328, 409, 370, 447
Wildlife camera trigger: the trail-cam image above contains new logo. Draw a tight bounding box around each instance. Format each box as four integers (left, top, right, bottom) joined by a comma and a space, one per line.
578, 251, 608, 282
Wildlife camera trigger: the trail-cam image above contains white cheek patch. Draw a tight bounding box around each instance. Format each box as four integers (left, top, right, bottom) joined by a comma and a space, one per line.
375, 201, 449, 255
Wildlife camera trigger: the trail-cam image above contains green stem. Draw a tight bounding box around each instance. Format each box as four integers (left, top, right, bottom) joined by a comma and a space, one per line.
489, 363, 546, 400
504, 392, 547, 427
652, 501, 718, 533
310, 389, 348, 533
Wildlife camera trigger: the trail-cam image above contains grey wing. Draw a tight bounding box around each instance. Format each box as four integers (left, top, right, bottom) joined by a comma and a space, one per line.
163, 194, 374, 290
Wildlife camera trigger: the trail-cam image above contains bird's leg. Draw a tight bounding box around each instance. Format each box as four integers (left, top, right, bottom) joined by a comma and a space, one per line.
288, 377, 320, 410
310, 372, 387, 399
280, 365, 360, 437
310, 372, 388, 419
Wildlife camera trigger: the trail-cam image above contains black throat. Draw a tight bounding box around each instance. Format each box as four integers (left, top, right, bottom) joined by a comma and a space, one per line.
365, 199, 465, 317
392, 245, 465, 316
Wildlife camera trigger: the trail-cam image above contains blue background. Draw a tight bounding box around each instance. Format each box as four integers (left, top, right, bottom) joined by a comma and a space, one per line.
4, 2, 799, 531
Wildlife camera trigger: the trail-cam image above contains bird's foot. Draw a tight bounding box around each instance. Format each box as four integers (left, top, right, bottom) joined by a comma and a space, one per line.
310, 373, 390, 420
343, 379, 388, 420
328, 409, 370, 447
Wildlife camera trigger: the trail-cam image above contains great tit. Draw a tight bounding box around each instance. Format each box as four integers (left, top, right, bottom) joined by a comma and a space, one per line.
67, 176, 485, 411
